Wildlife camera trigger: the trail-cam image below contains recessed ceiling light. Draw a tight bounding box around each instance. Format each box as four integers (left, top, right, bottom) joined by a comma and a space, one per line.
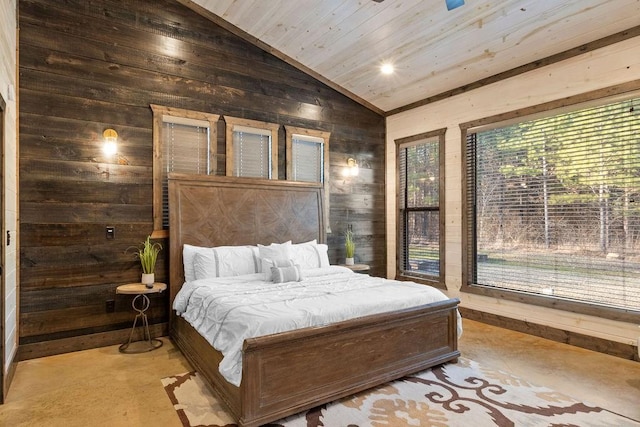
380, 63, 394, 75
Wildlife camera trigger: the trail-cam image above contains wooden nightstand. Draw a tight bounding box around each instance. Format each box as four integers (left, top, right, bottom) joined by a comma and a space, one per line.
339, 263, 370, 273
116, 282, 167, 353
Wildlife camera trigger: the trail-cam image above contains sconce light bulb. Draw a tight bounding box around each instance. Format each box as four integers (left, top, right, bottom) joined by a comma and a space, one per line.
345, 158, 359, 177
102, 129, 118, 156
103, 141, 117, 156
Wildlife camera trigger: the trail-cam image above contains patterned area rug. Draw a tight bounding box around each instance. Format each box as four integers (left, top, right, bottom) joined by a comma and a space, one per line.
161, 358, 639, 427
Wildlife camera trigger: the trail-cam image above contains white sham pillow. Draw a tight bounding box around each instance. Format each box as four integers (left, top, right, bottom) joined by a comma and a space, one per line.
258, 241, 292, 263
183, 244, 211, 282
258, 241, 293, 279
291, 239, 330, 269
192, 245, 260, 280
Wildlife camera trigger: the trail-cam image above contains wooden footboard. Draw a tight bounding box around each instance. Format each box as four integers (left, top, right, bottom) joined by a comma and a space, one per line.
171, 316, 242, 420
171, 298, 460, 427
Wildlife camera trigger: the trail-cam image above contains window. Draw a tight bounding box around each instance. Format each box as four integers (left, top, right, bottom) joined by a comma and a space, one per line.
285, 126, 331, 231
225, 117, 278, 179
151, 105, 219, 237
397, 129, 445, 284
285, 127, 330, 184
466, 95, 640, 313
291, 137, 323, 182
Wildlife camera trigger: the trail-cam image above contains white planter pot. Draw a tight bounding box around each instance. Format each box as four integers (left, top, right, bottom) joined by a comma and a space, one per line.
141, 273, 155, 288
345, 257, 355, 266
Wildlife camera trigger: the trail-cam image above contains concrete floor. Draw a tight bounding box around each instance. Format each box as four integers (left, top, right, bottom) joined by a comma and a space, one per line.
1, 319, 638, 426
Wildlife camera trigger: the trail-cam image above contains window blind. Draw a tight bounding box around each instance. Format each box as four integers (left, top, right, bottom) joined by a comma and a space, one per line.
232, 128, 271, 179
467, 97, 640, 311
162, 119, 210, 227
292, 134, 323, 183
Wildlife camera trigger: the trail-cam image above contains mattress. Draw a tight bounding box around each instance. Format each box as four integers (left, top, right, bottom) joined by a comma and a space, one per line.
174, 266, 461, 386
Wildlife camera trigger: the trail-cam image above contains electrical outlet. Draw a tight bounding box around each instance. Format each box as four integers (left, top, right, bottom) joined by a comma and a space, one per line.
106, 226, 115, 240
106, 299, 115, 313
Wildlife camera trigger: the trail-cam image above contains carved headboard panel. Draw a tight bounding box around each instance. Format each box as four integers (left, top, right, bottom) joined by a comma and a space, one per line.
168, 173, 325, 309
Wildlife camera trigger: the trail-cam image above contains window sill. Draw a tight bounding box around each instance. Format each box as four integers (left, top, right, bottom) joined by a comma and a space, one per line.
462, 283, 640, 324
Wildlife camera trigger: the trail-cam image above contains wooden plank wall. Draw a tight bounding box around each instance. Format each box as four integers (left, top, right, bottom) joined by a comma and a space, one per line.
18, 0, 385, 359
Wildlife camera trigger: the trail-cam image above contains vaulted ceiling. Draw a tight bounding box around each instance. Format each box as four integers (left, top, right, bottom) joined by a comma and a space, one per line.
186, 0, 640, 114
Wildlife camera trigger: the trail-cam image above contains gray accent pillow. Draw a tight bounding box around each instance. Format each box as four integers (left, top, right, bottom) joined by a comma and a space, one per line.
271, 264, 303, 283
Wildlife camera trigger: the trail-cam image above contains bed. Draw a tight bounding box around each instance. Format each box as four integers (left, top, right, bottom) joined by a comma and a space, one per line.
168, 173, 460, 427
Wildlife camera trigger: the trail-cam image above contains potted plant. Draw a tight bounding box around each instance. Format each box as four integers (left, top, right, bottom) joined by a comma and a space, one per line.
131, 236, 162, 288
345, 226, 355, 265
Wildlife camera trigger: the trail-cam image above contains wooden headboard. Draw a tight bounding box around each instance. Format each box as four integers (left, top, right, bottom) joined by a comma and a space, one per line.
167, 173, 325, 312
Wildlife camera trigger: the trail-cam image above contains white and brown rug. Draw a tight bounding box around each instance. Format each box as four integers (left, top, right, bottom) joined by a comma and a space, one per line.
161, 358, 639, 427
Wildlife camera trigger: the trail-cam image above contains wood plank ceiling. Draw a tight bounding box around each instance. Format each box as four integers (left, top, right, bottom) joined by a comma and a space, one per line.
186, 0, 640, 114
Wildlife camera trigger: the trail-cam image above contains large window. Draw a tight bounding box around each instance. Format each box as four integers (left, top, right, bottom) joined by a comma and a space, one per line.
151, 105, 219, 237
466, 95, 640, 313
397, 129, 445, 284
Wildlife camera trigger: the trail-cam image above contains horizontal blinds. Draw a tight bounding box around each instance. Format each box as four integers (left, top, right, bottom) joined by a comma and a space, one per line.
466, 132, 478, 284
469, 97, 640, 310
399, 147, 408, 271
162, 121, 210, 227
233, 125, 272, 137
233, 129, 271, 178
164, 122, 210, 174
162, 115, 209, 128
292, 136, 323, 182
293, 133, 324, 144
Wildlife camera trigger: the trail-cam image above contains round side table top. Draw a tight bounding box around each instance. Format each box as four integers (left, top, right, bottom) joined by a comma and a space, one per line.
116, 282, 167, 295
339, 264, 370, 272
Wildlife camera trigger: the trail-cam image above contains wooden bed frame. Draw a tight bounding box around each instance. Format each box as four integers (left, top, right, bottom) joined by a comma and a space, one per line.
168, 173, 460, 427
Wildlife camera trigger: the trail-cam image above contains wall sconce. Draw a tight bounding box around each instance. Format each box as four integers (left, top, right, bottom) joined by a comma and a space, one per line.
343, 157, 359, 177
102, 128, 118, 156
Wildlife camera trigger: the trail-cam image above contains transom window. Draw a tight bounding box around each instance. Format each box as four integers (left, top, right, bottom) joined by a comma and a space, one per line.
466, 95, 640, 312
285, 126, 330, 183
285, 126, 331, 230
225, 117, 278, 179
150, 105, 219, 237
396, 129, 445, 285
290, 134, 324, 182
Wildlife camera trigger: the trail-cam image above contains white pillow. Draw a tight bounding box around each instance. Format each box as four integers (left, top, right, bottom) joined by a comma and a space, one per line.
183, 244, 211, 282
291, 239, 330, 269
258, 241, 292, 279
258, 241, 292, 262
193, 245, 260, 280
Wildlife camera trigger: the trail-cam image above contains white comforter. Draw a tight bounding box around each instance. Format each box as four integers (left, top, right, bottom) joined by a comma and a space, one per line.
173, 266, 461, 386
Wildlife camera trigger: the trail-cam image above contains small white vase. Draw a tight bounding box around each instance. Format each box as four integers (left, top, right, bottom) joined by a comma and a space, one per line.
141, 273, 155, 288
345, 257, 355, 266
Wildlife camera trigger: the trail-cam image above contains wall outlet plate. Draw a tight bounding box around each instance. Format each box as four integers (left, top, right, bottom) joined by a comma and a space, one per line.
106, 226, 115, 239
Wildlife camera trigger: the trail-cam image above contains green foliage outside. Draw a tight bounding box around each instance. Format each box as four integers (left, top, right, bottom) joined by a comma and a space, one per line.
477, 98, 640, 255
472, 97, 640, 310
